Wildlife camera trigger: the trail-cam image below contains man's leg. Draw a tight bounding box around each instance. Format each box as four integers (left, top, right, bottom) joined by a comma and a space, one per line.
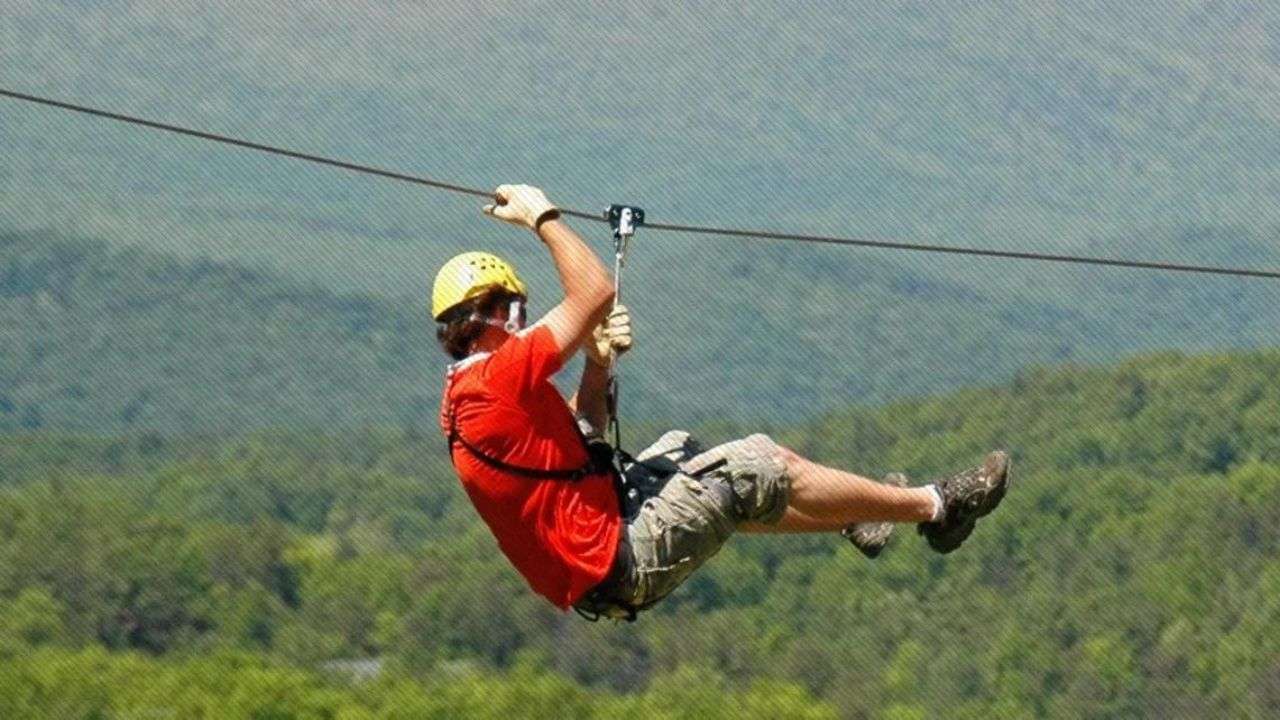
843, 472, 910, 558
679, 434, 938, 533
739, 471, 915, 544
742, 446, 1013, 555
773, 446, 938, 526
593, 433, 1009, 618
739, 506, 849, 534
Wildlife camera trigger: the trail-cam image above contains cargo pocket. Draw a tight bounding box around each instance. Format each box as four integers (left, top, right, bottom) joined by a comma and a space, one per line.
627, 474, 736, 607
634, 555, 696, 605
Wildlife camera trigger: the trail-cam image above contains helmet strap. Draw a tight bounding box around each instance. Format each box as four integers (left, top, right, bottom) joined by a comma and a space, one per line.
468, 298, 526, 335
504, 298, 525, 333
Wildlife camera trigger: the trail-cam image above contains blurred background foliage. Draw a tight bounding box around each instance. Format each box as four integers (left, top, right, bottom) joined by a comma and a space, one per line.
2, 351, 1279, 717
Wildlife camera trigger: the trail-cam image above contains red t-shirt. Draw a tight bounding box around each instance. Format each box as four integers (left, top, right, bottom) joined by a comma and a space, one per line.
439, 325, 622, 609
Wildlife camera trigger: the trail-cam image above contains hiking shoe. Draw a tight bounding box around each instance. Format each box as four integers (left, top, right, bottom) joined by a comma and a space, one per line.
917, 451, 1011, 554
842, 472, 909, 559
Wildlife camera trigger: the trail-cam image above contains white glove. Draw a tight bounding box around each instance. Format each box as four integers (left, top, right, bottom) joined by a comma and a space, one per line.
585, 304, 632, 367
482, 184, 560, 230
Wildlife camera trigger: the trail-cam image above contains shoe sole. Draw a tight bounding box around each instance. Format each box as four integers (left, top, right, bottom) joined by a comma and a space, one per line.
963, 451, 1011, 519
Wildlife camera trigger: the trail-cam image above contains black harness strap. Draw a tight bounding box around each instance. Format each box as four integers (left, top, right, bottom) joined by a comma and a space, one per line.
446, 403, 601, 481
573, 598, 638, 623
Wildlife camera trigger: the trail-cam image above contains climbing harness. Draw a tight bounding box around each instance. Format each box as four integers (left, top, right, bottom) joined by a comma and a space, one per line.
567, 205, 651, 624
445, 360, 641, 624
600, 204, 647, 506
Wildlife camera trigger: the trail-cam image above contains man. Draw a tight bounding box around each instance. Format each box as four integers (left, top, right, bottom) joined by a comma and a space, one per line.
434, 184, 1011, 620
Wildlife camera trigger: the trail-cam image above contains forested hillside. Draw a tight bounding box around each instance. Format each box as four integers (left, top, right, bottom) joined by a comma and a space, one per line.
2, 351, 1278, 718
5, 230, 1280, 433
7, 4, 1280, 430
0, 231, 1094, 431
0, 232, 438, 433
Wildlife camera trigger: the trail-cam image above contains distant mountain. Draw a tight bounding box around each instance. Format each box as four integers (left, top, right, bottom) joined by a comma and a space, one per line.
0, 232, 440, 434
7, 4, 1280, 433
4, 2, 1280, 300
2, 229, 1278, 434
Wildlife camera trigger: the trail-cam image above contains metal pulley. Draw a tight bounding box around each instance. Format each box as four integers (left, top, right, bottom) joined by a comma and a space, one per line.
605, 204, 645, 281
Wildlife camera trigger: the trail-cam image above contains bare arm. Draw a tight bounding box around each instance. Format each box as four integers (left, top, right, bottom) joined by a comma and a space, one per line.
529, 217, 615, 364
567, 302, 631, 433
567, 357, 611, 436
483, 184, 614, 365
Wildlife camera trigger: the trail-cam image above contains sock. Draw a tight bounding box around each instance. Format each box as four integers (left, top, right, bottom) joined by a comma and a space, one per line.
924, 484, 945, 522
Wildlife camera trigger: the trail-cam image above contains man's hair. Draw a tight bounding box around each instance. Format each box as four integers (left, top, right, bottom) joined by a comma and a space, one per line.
436, 290, 522, 360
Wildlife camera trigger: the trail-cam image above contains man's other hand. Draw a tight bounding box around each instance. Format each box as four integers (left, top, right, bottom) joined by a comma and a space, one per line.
585, 304, 632, 367
483, 184, 560, 230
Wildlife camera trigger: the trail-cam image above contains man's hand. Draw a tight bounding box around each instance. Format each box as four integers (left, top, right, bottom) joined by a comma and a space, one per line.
584, 304, 632, 367
571, 304, 629, 432
483, 184, 560, 230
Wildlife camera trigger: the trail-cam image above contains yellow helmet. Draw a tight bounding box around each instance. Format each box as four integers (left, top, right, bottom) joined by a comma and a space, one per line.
431, 251, 528, 321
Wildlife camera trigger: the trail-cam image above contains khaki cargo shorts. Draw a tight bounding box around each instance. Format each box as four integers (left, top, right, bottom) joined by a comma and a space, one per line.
575, 430, 791, 619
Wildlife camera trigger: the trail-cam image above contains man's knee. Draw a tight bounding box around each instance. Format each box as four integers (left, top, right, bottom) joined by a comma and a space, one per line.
693, 433, 792, 524
771, 438, 803, 473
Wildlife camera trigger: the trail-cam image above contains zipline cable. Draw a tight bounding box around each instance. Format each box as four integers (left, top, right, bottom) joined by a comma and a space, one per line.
4, 87, 1280, 282
638, 221, 1280, 280
0, 88, 493, 200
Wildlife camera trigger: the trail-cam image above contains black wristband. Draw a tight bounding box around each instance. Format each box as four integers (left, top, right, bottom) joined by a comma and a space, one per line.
534, 208, 562, 233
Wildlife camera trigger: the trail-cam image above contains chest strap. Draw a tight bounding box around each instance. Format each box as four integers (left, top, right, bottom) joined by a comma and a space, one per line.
446, 402, 609, 481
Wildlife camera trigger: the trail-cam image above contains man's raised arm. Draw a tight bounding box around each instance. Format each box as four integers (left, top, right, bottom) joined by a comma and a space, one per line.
484, 184, 614, 365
